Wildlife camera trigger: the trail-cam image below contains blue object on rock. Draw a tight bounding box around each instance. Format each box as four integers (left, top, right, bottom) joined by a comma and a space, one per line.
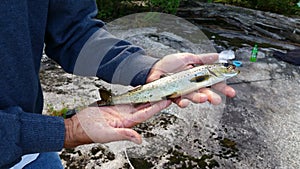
233, 60, 242, 67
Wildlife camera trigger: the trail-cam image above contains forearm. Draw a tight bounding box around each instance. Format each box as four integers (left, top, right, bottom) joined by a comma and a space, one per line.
45, 0, 158, 86
71, 28, 158, 86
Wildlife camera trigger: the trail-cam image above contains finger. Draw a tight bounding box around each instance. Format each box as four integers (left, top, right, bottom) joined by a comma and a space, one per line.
165, 53, 200, 71
199, 88, 222, 105
212, 82, 236, 98
175, 53, 218, 67
172, 92, 208, 108
181, 92, 208, 104
112, 102, 152, 115
182, 64, 194, 71
147, 53, 219, 83
152, 53, 218, 74
146, 54, 195, 82
128, 100, 172, 126
196, 53, 219, 64
172, 98, 190, 108
114, 128, 142, 144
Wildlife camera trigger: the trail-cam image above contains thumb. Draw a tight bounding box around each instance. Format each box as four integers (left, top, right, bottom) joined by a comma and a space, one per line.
196, 53, 219, 64
114, 128, 142, 144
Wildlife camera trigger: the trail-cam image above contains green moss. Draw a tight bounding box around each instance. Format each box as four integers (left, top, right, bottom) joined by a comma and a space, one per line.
95, 0, 181, 21
218, 137, 239, 159
166, 148, 220, 169
220, 138, 237, 149
46, 103, 69, 118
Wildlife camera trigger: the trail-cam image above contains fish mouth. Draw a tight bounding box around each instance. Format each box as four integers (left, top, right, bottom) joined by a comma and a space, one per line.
220, 63, 240, 76
231, 65, 240, 74
224, 63, 239, 73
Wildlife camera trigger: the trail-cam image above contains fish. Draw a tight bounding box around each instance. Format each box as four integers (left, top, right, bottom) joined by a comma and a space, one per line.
94, 63, 239, 106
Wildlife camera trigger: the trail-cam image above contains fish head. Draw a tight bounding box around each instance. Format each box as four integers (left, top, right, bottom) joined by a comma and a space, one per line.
207, 63, 240, 78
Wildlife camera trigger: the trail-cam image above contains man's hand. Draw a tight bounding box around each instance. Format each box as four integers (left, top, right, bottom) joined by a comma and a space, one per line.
147, 53, 236, 107
64, 100, 171, 148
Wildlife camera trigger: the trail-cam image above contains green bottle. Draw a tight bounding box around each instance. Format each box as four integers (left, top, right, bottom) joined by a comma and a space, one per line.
250, 44, 258, 62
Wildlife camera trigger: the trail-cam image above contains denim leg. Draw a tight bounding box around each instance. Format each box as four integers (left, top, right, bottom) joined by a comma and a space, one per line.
23, 152, 63, 169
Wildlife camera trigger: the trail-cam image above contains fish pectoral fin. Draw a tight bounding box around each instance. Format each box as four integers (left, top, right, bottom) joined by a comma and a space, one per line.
190, 75, 210, 83
165, 92, 179, 99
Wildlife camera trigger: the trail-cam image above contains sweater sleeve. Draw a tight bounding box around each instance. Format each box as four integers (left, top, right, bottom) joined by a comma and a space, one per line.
45, 0, 158, 86
0, 107, 65, 168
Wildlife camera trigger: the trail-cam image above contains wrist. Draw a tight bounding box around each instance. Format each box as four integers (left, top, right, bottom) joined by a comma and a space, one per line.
64, 115, 93, 148
64, 117, 76, 148
146, 66, 164, 83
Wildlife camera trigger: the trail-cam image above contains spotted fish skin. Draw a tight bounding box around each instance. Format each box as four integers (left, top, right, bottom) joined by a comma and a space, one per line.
98, 63, 239, 106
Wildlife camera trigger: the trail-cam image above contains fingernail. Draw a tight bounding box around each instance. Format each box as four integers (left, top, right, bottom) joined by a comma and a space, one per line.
211, 96, 222, 105
199, 94, 208, 102
132, 138, 142, 144
180, 99, 190, 108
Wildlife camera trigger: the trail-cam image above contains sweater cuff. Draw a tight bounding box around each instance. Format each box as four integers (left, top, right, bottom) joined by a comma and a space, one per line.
20, 112, 65, 154
111, 52, 159, 86
130, 55, 159, 86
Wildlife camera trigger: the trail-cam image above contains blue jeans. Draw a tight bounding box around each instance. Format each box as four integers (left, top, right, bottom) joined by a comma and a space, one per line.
23, 152, 63, 169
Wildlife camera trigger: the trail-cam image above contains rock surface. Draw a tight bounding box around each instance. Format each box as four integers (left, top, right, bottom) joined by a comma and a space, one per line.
177, 1, 300, 50
41, 12, 300, 169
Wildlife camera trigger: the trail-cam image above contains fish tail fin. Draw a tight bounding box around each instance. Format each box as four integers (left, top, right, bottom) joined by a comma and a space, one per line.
89, 88, 113, 107
98, 88, 113, 106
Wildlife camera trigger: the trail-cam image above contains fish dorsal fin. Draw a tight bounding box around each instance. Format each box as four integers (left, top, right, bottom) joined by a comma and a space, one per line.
190, 75, 210, 83
160, 73, 173, 79
128, 85, 142, 92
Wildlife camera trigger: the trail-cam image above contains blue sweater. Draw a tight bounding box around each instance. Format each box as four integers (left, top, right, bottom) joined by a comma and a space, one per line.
0, 0, 157, 168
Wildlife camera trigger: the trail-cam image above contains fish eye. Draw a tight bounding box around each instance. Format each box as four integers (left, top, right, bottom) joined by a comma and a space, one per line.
223, 63, 229, 67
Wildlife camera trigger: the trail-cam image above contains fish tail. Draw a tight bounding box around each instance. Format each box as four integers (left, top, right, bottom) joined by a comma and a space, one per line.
88, 89, 113, 107
99, 89, 113, 106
